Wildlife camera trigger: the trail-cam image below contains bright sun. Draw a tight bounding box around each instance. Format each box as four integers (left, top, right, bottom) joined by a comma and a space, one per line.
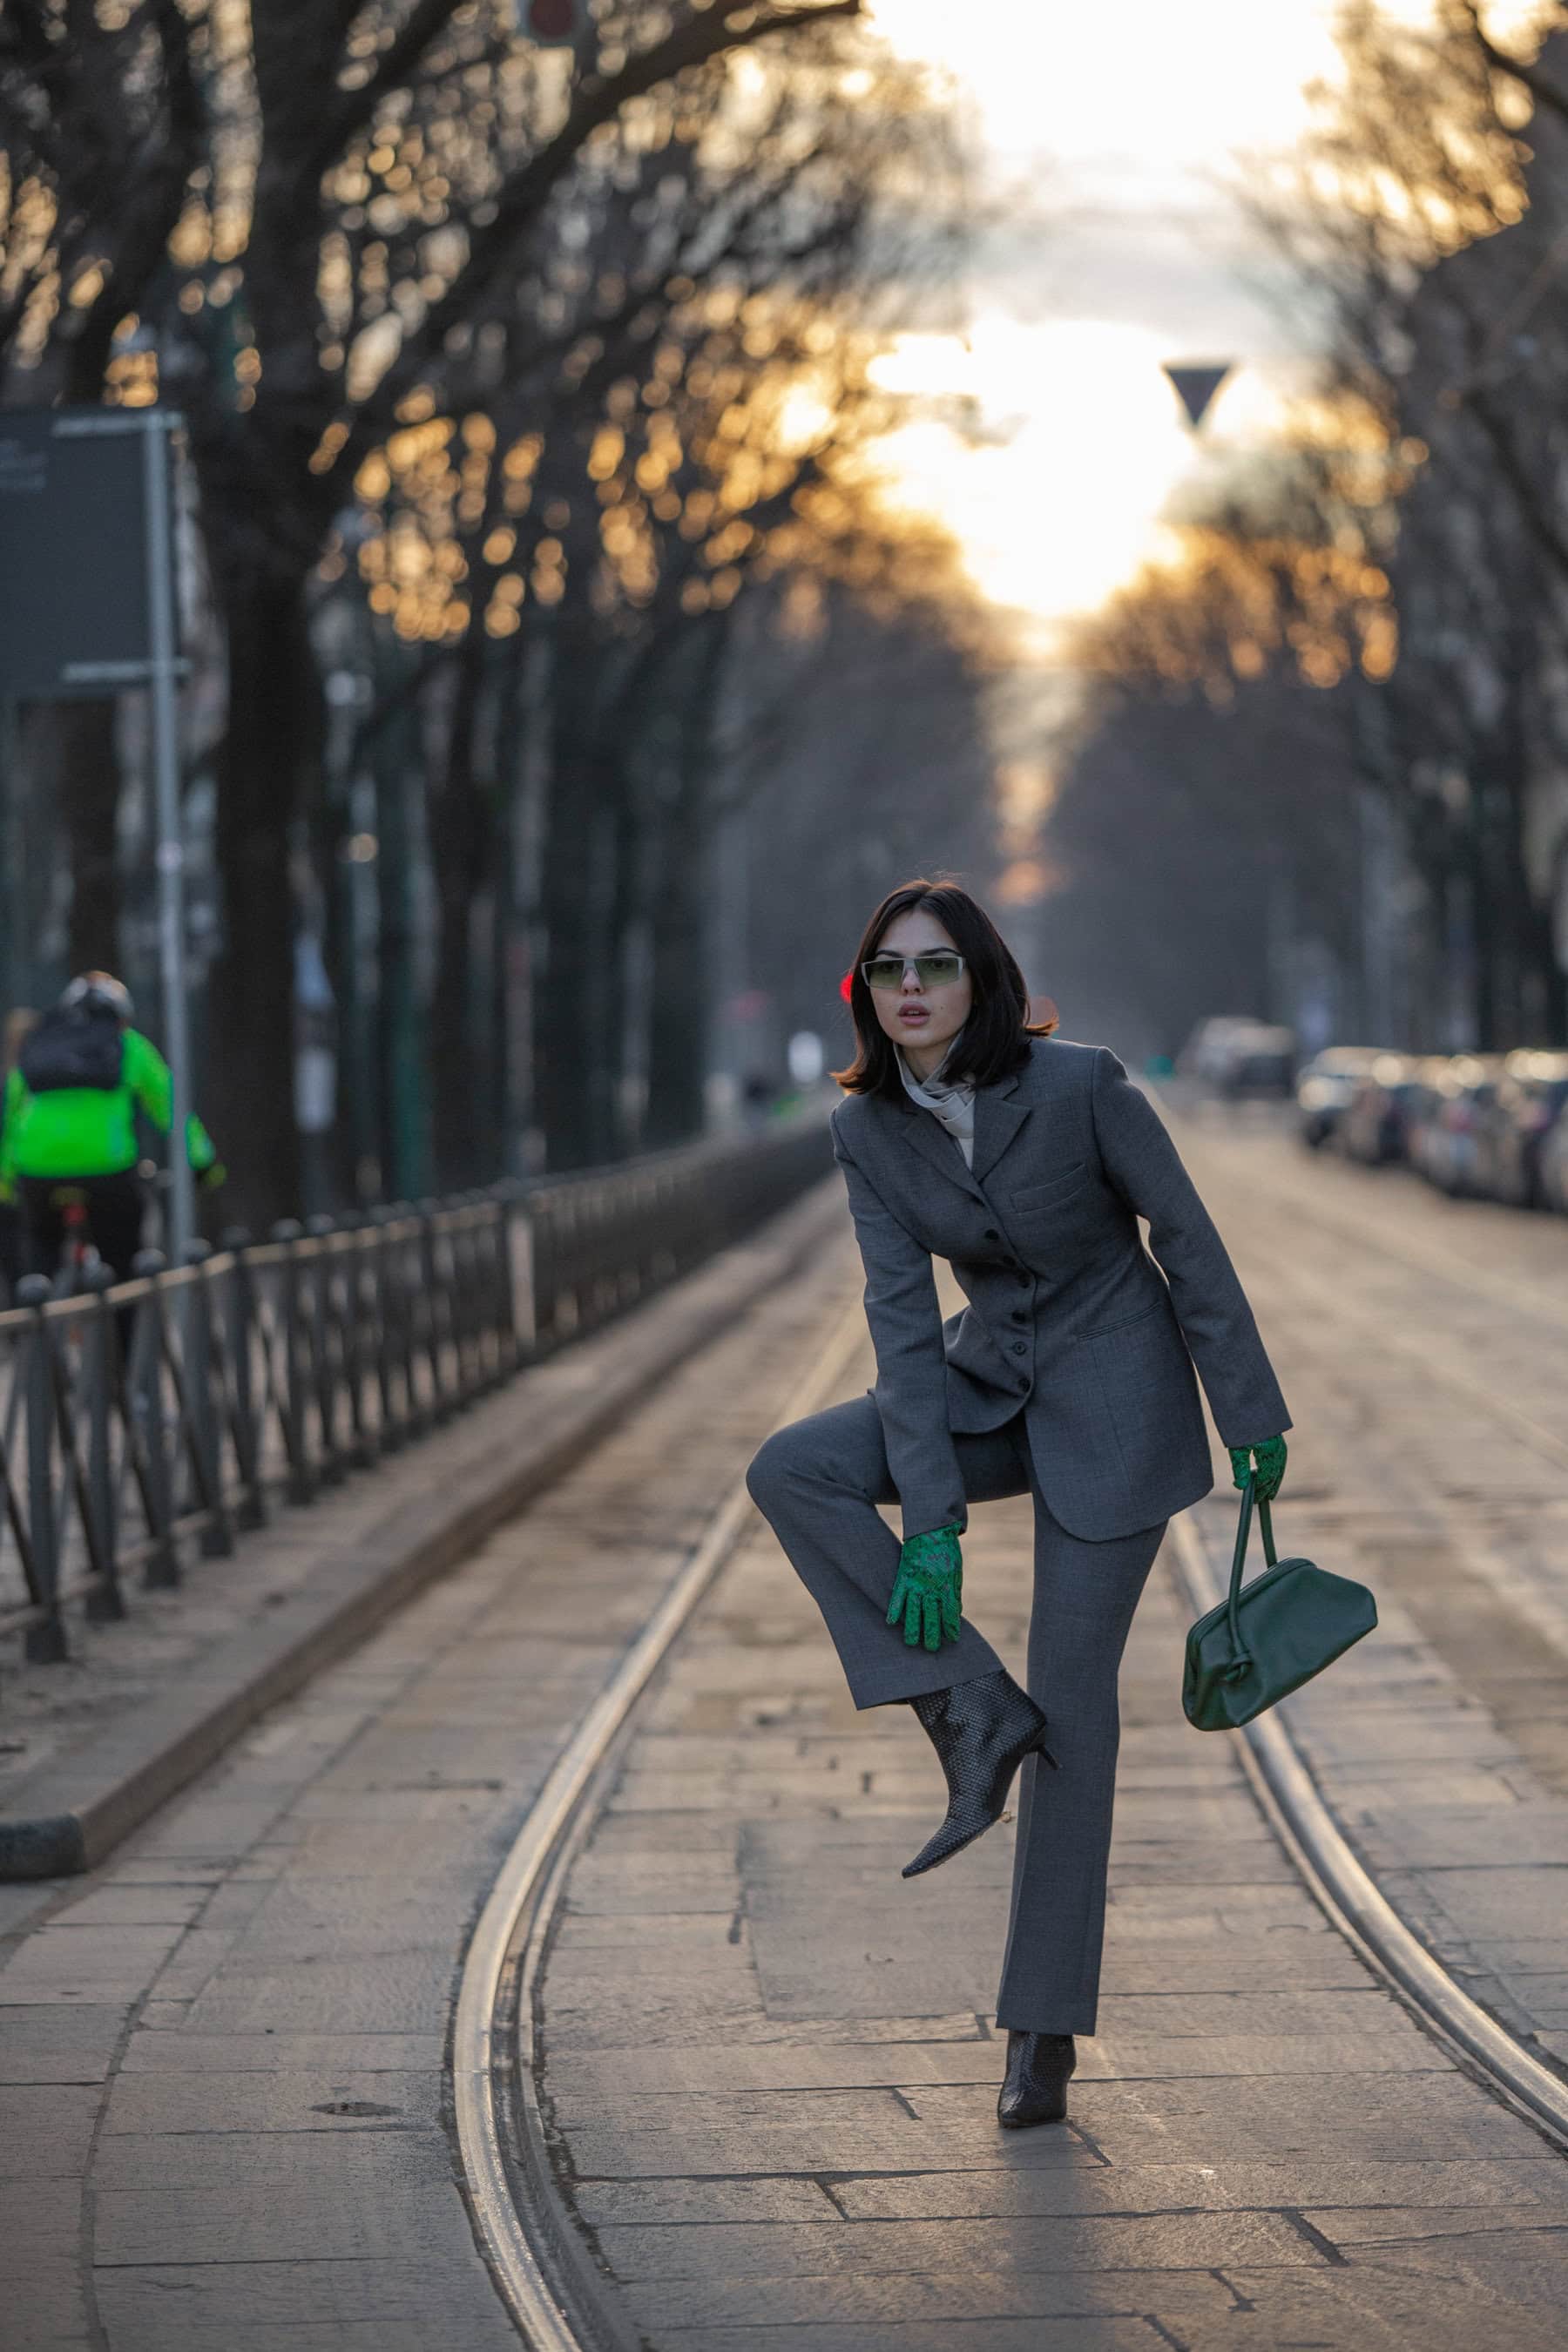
856, 0, 1389, 642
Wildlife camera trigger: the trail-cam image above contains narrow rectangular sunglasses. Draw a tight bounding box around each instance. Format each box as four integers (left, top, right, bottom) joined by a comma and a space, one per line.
862, 950, 966, 990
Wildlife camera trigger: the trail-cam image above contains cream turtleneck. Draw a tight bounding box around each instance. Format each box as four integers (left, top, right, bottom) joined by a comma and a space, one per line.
896, 1035, 977, 1167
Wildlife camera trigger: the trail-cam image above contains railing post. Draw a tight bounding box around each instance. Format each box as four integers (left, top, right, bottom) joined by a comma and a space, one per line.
181, 1241, 234, 1558
16, 1277, 66, 1662
270, 1220, 315, 1504
390, 1202, 428, 1439
417, 1200, 452, 1423
80, 1265, 125, 1624
128, 1247, 179, 1591
303, 1214, 346, 1484
368, 1207, 403, 1451
340, 1221, 376, 1469
219, 1227, 267, 1531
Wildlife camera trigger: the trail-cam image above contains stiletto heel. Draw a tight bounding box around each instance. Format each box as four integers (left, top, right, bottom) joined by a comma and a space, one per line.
903, 1667, 1057, 1878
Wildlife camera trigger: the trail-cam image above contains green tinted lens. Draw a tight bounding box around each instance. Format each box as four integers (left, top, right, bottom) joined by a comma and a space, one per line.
862, 952, 963, 990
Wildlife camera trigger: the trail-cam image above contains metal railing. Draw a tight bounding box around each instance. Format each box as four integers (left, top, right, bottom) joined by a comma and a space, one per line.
0, 1116, 832, 1662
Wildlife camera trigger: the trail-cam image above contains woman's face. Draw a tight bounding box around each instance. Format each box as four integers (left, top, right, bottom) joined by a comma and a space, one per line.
867, 908, 974, 1077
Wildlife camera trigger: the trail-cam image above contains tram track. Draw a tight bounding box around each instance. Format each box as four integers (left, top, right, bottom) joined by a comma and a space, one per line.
450, 1292, 1568, 2349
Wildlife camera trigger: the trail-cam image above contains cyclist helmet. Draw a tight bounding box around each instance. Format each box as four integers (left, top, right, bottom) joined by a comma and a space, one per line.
60, 971, 134, 1024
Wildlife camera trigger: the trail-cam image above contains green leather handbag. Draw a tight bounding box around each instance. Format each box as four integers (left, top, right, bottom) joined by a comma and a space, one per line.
1183, 1477, 1377, 1732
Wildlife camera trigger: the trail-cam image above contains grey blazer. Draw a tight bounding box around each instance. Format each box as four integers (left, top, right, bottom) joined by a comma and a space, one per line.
830, 1037, 1291, 1544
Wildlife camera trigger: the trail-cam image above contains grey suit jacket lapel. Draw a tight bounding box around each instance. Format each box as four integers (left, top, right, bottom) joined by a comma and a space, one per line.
888, 1062, 1035, 1199
972, 1070, 1031, 1184
895, 1094, 986, 1201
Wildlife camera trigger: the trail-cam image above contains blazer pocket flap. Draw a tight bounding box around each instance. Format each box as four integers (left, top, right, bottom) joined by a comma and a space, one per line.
1011, 1164, 1090, 1211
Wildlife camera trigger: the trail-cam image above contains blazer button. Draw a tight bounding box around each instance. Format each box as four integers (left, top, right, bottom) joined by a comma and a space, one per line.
1016, 1272, 1031, 1288
983, 1227, 1000, 1241
1010, 1308, 1027, 1323
1010, 1340, 1027, 1355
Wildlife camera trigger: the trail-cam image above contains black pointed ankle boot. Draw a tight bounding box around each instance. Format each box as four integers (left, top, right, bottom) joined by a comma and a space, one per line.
902, 1666, 1058, 1879
997, 2030, 1076, 2128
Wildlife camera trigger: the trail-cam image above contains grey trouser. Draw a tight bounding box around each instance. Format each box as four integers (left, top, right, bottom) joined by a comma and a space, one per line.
746, 1395, 1166, 2034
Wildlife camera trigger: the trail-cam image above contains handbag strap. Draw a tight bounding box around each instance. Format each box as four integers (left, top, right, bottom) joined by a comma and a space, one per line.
1224, 1476, 1280, 1680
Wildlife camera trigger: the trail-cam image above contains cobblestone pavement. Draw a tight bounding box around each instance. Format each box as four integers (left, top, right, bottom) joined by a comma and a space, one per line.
1170, 1103, 1568, 2070
0, 1216, 857, 2350
538, 1328, 1568, 2352
6, 1111, 1568, 2349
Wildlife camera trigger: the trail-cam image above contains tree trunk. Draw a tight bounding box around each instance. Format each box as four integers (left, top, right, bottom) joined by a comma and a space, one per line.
429, 639, 495, 1193
207, 573, 315, 1234
644, 776, 709, 1149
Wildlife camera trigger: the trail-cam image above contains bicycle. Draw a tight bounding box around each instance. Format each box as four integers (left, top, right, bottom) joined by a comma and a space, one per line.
49, 1186, 101, 1300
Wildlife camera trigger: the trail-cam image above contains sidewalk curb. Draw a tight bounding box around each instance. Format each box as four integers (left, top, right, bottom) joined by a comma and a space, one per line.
0, 1174, 845, 1882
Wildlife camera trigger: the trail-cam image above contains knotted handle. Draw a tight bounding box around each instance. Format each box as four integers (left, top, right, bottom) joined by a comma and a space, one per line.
1223, 1474, 1279, 1682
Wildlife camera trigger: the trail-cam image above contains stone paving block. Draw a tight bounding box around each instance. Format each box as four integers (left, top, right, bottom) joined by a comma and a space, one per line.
100, 2065, 441, 2138
1354, 2233, 1568, 2309
1083, 1989, 1391, 2038
564, 2117, 1102, 2179
1146, 2265, 1568, 2352
1344, 1803, 1568, 1869
593, 2209, 1321, 2282
1302, 2203, 1568, 2250
1096, 1937, 1372, 1994
0, 2003, 126, 2083
0, 2257, 94, 2351
826, 2154, 1568, 2221
91, 2119, 441, 2197
53, 1884, 209, 1930
573, 2177, 844, 2228
117, 2028, 445, 2074
0, 1922, 186, 2002
549, 2038, 1011, 2100
1378, 1863, 1568, 1943
653, 2324, 1160, 2352
91, 2255, 520, 2349
0, 1884, 65, 1940
199, 1875, 484, 1969
179, 1947, 456, 2036
0, 2083, 102, 2180
91, 2129, 473, 2266
625, 2267, 1262, 2329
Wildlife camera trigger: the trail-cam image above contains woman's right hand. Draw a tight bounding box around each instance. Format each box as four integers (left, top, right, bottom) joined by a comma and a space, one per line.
887, 1522, 963, 1651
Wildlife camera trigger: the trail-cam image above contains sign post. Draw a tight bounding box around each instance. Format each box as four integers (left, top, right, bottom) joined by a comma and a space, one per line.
0, 407, 195, 1259
140, 413, 195, 1262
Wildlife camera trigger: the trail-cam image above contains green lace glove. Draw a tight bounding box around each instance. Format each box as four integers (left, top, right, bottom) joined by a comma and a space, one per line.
887, 1522, 963, 1652
1229, 1435, 1288, 1503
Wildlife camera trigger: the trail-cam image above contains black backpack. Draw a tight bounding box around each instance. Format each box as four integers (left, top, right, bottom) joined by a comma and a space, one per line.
18, 1006, 125, 1093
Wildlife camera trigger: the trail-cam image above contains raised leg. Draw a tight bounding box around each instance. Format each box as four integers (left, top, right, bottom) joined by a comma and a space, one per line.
745, 1395, 1030, 1707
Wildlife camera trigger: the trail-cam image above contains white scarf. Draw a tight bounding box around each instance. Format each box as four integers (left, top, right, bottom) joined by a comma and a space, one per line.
896, 1034, 977, 1167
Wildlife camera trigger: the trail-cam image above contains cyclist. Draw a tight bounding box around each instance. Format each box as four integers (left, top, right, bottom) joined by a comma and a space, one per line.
0, 972, 223, 1285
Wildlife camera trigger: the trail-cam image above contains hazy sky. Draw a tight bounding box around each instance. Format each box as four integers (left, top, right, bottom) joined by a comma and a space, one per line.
862, 0, 1361, 640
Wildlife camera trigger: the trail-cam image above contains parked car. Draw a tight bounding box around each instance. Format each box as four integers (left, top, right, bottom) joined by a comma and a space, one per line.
1295, 1046, 1383, 1149
1536, 1098, 1568, 1214
1416, 1054, 1509, 1195
1471, 1050, 1568, 1207
1336, 1054, 1429, 1165
1179, 1017, 1296, 1098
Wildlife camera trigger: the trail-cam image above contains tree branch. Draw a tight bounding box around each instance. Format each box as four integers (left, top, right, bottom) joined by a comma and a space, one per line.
336, 0, 861, 460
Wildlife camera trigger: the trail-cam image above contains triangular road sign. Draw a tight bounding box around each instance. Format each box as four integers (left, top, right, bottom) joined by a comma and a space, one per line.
1163, 362, 1233, 431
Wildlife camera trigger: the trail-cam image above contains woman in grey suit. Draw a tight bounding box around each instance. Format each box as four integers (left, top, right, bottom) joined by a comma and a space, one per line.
746, 880, 1290, 2128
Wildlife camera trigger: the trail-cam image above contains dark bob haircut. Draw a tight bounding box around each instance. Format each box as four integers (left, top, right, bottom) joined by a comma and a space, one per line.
833, 879, 1058, 1099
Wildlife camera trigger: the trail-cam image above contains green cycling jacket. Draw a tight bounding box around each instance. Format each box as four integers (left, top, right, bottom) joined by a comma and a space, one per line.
0, 1030, 217, 1192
